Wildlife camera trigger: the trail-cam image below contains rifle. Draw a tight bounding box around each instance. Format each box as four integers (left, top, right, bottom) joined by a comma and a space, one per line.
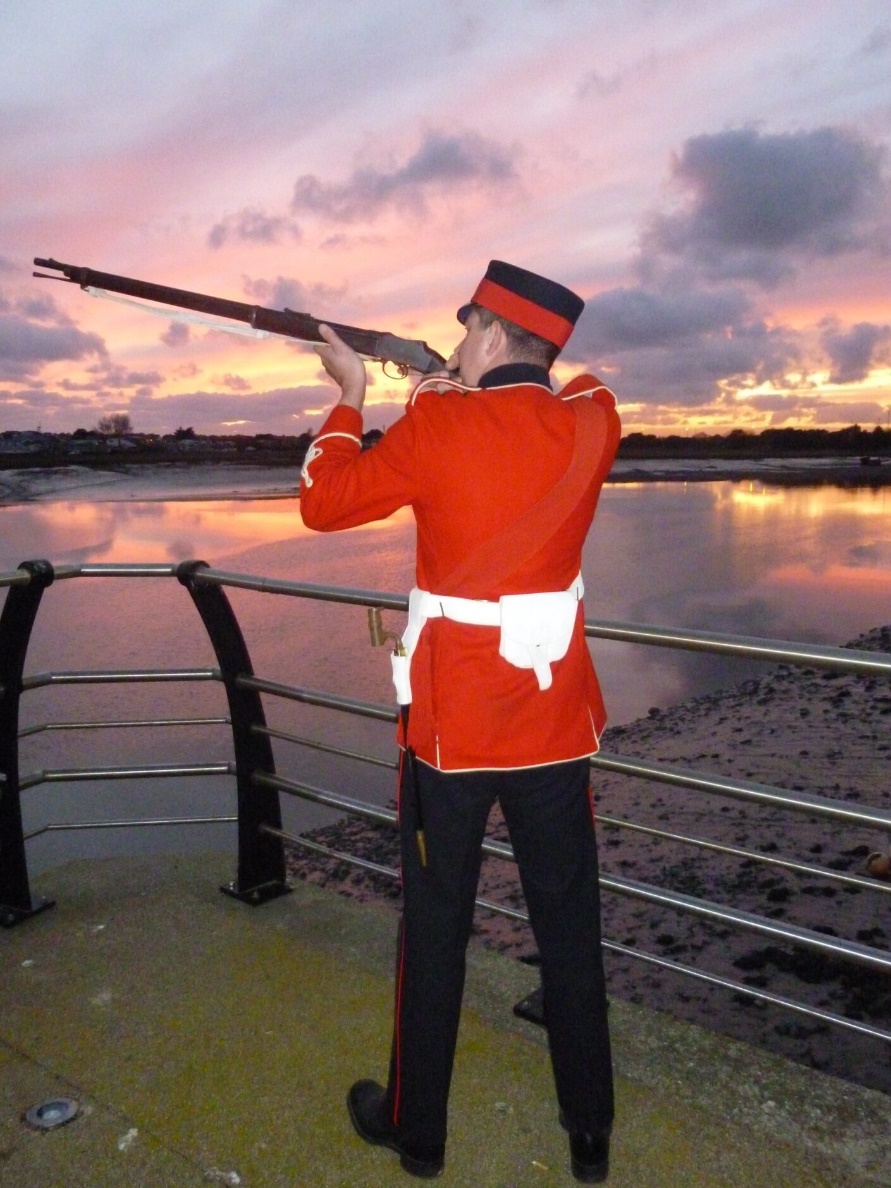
33, 257, 447, 377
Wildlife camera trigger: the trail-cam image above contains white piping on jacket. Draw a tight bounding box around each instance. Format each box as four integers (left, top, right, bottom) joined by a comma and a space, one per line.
300, 431, 363, 488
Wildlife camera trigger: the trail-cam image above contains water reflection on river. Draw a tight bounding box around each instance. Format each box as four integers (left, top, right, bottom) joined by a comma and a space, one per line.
2, 480, 889, 869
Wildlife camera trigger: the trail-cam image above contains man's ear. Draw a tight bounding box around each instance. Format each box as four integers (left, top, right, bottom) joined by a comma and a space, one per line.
484, 317, 508, 361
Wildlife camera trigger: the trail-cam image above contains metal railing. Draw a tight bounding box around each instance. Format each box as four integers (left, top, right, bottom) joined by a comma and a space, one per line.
1, 559, 889, 1046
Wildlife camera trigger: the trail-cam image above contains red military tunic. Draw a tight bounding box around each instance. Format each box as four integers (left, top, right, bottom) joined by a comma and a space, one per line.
300, 371, 621, 772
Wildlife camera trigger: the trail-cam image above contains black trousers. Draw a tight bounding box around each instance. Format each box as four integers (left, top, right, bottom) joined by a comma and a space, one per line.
384, 756, 613, 1150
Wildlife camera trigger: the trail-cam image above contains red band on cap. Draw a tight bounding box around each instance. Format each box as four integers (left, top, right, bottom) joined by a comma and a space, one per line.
471, 278, 575, 347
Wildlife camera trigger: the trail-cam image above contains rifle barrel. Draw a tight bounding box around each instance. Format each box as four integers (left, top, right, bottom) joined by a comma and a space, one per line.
32, 257, 446, 374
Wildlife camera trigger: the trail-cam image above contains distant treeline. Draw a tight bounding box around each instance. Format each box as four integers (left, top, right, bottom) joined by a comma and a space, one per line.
617, 424, 891, 460
0, 427, 383, 470
3, 424, 890, 472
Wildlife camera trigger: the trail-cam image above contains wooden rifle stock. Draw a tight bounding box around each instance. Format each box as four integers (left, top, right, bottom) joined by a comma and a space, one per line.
33, 257, 447, 376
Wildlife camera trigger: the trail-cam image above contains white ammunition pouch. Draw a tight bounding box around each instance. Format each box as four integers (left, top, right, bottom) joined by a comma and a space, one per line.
391, 575, 584, 705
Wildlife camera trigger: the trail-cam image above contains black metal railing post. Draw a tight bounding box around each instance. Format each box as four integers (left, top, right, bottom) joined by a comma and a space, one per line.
0, 560, 56, 926
176, 561, 290, 904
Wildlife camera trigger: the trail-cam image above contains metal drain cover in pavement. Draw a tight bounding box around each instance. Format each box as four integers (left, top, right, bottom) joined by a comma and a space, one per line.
24, 1098, 80, 1130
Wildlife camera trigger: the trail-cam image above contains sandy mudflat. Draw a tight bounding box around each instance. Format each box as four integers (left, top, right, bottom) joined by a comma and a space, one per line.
0, 462, 300, 505
286, 625, 891, 1095
1, 455, 890, 507
608, 456, 891, 485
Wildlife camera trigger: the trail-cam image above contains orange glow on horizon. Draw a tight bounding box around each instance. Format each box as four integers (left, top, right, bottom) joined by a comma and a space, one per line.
725, 481, 890, 519
22, 272, 891, 438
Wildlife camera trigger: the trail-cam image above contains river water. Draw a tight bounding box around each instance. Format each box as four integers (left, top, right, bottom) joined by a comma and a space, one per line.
2, 479, 890, 870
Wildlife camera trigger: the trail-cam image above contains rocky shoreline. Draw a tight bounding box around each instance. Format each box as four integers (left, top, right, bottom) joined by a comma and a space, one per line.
286, 626, 891, 1095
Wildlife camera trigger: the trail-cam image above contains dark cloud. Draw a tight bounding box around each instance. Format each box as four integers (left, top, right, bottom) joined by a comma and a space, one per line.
0, 309, 106, 381
241, 274, 349, 320
0, 384, 103, 422
17, 294, 65, 321
58, 377, 110, 392
576, 68, 622, 100
743, 391, 888, 428
318, 232, 388, 253
572, 286, 751, 354
161, 321, 191, 347
807, 398, 888, 426
562, 124, 891, 408
565, 285, 802, 405
8, 289, 81, 327
820, 320, 891, 384
290, 130, 519, 223
745, 392, 807, 415
208, 206, 302, 250
605, 332, 799, 407
641, 126, 888, 286
1, 383, 311, 434
862, 24, 891, 54
127, 385, 338, 432
1, 377, 408, 435
88, 363, 163, 388
215, 373, 252, 392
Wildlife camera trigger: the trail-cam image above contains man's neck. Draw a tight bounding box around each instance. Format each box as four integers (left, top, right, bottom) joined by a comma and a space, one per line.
478, 362, 552, 390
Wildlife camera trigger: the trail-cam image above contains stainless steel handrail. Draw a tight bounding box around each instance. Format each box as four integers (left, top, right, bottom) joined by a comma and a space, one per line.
255, 771, 397, 828
195, 567, 407, 610
4, 559, 889, 1049
189, 565, 891, 675
600, 872, 891, 972
264, 824, 891, 1045
0, 569, 32, 589
4, 559, 889, 676
598, 938, 891, 1044
254, 772, 891, 973
247, 678, 886, 832
25, 814, 237, 840
23, 667, 220, 689
19, 761, 232, 790
591, 752, 891, 830
585, 618, 891, 674
597, 814, 891, 895
237, 674, 397, 722
253, 724, 398, 770
59, 563, 178, 579
20, 716, 229, 737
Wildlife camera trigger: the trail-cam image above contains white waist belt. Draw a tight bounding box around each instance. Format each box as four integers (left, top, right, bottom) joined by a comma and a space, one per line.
391, 575, 584, 705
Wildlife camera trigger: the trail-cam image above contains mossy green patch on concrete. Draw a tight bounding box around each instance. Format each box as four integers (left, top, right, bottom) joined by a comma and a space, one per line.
1, 853, 888, 1186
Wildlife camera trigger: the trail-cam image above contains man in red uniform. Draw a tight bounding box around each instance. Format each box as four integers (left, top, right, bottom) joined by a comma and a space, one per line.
301, 260, 621, 1182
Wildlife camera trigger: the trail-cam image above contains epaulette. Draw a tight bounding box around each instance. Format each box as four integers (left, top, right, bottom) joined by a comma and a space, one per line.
558, 374, 617, 409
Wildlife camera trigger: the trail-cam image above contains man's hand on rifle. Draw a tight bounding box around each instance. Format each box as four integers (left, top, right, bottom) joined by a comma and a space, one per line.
315, 323, 367, 412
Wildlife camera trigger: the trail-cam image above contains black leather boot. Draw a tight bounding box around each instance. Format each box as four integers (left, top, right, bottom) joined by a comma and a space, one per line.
568, 1128, 610, 1183
346, 1079, 445, 1178
559, 1110, 610, 1183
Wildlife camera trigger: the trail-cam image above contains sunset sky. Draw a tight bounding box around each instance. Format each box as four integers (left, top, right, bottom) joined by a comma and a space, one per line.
1, 0, 889, 437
